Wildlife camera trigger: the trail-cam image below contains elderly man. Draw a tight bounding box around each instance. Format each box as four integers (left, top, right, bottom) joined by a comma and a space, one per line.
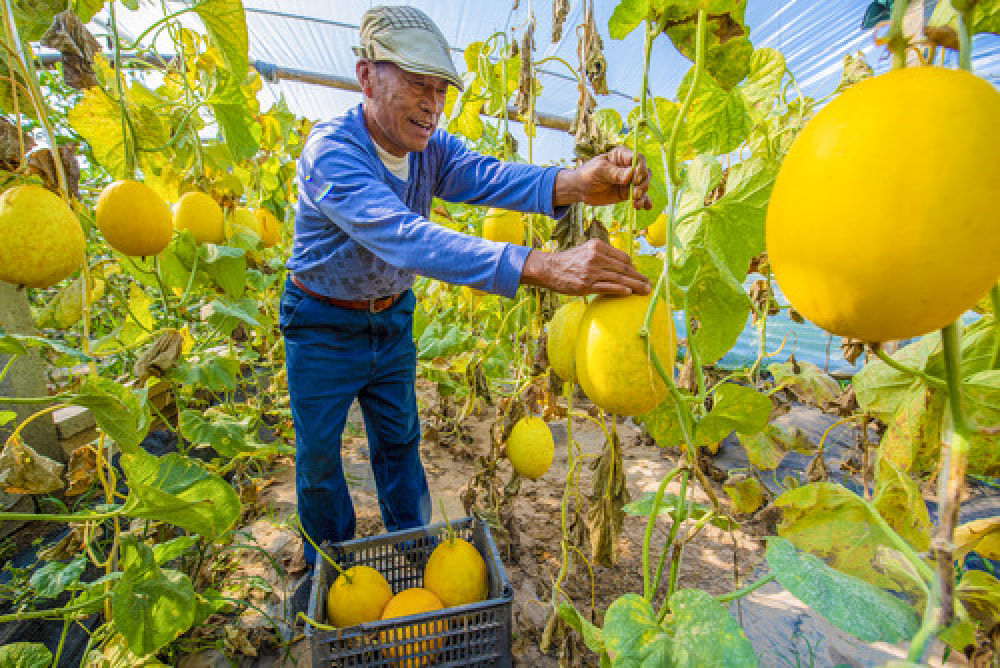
282, 5, 652, 567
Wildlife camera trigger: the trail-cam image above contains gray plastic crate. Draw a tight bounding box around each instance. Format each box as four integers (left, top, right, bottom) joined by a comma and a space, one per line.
305, 516, 513, 667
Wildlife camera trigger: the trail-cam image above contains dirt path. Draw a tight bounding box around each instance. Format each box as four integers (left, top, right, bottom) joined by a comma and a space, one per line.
184, 380, 972, 667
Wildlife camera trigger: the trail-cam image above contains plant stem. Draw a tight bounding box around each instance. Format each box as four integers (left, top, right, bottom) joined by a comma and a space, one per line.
0, 509, 121, 523
685, 292, 707, 402
930, 322, 972, 629
294, 515, 350, 581
716, 574, 776, 603
0, 394, 71, 404
870, 344, 946, 390
907, 574, 943, 663
439, 498, 455, 544
642, 467, 683, 600
0, 592, 112, 624
957, 8, 973, 72
4, 403, 61, 447
652, 470, 688, 601
887, 0, 911, 69
666, 10, 706, 187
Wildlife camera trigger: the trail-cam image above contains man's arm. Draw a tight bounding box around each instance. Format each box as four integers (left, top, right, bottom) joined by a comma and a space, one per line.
553, 146, 653, 210
434, 133, 655, 296
520, 240, 651, 296
523, 145, 655, 296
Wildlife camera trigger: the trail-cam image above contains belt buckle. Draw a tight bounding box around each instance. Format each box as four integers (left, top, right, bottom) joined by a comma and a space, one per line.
368, 298, 379, 313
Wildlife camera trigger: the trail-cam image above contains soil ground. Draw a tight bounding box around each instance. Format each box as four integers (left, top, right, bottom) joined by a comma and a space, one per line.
176, 379, 973, 668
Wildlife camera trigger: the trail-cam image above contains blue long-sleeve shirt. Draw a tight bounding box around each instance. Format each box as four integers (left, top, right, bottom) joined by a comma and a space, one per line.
287, 104, 567, 300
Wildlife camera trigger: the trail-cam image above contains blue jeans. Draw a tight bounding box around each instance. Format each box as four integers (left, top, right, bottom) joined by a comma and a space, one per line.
279, 277, 430, 566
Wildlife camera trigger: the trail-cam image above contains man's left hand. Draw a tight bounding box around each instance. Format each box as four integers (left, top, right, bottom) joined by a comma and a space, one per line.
554, 146, 652, 210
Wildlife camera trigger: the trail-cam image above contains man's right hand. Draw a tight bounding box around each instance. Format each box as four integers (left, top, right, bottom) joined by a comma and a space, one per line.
520, 239, 652, 296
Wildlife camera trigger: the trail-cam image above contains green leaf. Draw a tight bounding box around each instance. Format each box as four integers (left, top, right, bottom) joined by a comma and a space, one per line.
557, 602, 606, 654
879, 384, 946, 475
929, 0, 1000, 36
878, 366, 1000, 477
769, 358, 842, 408
0, 333, 91, 361
852, 334, 939, 421
925, 316, 997, 381
193, 0, 249, 76
662, 2, 749, 65
29, 556, 87, 599
603, 593, 672, 667
708, 156, 778, 274
73, 0, 106, 22
765, 536, 920, 644
676, 247, 751, 365
650, 98, 695, 162
696, 382, 771, 445
74, 572, 123, 615
668, 589, 756, 667
156, 232, 201, 292
112, 536, 195, 657
0, 410, 15, 427
675, 154, 722, 221
629, 132, 669, 229
175, 356, 241, 392
192, 588, 230, 627
703, 37, 754, 90
212, 103, 259, 163
723, 475, 763, 514
68, 85, 170, 179
633, 255, 665, 286
178, 408, 252, 458
624, 492, 737, 530
958, 370, 1000, 476
609, 0, 651, 40
71, 376, 150, 453
639, 395, 685, 449
957, 569, 1000, 627
775, 482, 924, 593
11, 0, 63, 41
206, 297, 261, 335
736, 424, 810, 470
120, 450, 240, 538
152, 535, 200, 566
676, 156, 777, 282
873, 458, 932, 552
677, 67, 751, 156
739, 48, 786, 120
0, 642, 52, 668
417, 321, 474, 359
69, 88, 128, 179
200, 243, 246, 298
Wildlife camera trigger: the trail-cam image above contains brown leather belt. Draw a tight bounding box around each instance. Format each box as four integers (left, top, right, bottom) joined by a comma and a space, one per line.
291, 275, 401, 313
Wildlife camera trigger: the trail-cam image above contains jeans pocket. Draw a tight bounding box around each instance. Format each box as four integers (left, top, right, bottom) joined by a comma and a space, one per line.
279, 291, 306, 330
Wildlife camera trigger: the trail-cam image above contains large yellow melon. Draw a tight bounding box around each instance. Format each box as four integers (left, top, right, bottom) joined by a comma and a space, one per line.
0, 185, 84, 288
173, 191, 225, 244
96, 180, 173, 256
575, 294, 676, 416
766, 66, 1000, 342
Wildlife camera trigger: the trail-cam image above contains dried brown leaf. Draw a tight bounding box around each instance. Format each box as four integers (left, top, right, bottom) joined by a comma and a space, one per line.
25, 143, 81, 198
65, 444, 97, 496
133, 328, 184, 384
0, 116, 34, 168
552, 0, 570, 42
40, 11, 101, 90
0, 436, 65, 495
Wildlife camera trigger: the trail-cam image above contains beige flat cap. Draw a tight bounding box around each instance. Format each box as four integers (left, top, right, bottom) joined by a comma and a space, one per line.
353, 5, 464, 90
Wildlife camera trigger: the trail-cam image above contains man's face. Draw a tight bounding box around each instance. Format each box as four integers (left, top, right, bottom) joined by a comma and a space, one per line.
358, 60, 449, 157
